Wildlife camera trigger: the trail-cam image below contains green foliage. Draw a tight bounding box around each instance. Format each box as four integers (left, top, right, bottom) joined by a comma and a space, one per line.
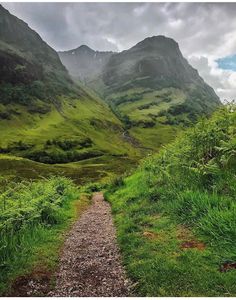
141, 104, 236, 244
0, 176, 80, 294
25, 149, 102, 164
0, 176, 79, 255
45, 137, 92, 151
106, 104, 236, 296
0, 141, 33, 153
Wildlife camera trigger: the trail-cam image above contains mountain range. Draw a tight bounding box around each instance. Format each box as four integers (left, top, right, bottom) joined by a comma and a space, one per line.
0, 4, 136, 166
0, 4, 221, 167
59, 36, 220, 148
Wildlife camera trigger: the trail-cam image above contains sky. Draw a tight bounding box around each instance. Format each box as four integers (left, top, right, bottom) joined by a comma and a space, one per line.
1, 2, 236, 101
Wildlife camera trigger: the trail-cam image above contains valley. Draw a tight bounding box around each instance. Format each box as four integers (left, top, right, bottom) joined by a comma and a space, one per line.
0, 3, 235, 297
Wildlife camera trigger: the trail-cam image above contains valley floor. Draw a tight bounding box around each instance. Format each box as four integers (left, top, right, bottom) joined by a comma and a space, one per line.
0, 154, 138, 185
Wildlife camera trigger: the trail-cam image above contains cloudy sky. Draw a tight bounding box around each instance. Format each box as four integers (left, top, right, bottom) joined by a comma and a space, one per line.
2, 2, 236, 100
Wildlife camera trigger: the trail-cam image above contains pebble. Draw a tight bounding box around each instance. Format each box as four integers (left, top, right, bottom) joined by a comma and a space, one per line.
50, 192, 131, 296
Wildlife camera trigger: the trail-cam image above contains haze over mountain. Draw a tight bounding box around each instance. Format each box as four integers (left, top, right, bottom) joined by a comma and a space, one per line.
58, 45, 114, 82
3, 2, 236, 101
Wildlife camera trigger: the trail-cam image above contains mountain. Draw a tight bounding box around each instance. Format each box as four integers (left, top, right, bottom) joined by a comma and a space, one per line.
0, 5, 221, 165
60, 36, 221, 149
103, 36, 218, 99
58, 45, 114, 82
0, 4, 77, 104
0, 5, 138, 165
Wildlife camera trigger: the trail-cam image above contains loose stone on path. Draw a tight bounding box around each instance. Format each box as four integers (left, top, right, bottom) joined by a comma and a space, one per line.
50, 192, 131, 296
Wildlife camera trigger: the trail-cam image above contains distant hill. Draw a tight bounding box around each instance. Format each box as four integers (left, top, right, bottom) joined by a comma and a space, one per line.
60, 36, 221, 149
58, 45, 114, 83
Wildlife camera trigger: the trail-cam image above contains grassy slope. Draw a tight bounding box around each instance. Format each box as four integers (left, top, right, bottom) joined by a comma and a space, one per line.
106, 105, 236, 296
0, 88, 142, 179
105, 87, 187, 150
130, 124, 179, 150
0, 94, 138, 156
115, 88, 185, 121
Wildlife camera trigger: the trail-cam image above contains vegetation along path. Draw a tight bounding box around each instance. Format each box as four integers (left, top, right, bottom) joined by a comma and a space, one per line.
50, 192, 131, 296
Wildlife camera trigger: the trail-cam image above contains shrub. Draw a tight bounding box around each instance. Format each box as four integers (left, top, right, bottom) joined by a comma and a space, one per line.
0, 176, 79, 263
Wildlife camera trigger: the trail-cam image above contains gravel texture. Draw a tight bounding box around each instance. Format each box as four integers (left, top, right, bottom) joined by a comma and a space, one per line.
50, 192, 131, 297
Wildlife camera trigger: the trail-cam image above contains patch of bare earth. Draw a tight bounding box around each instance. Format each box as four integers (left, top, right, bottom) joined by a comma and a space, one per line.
49, 192, 131, 296
8, 269, 51, 297
177, 225, 206, 251
220, 262, 236, 273
142, 231, 158, 240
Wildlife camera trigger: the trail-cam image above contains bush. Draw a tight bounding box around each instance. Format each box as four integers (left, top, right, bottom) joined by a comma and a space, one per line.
24, 148, 101, 164
141, 105, 236, 243
0, 176, 79, 263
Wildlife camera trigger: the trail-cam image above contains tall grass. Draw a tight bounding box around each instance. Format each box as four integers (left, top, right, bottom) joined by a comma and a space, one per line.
0, 176, 79, 294
143, 104, 236, 246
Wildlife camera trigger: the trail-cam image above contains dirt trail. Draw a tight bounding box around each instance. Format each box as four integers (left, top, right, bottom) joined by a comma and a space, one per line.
50, 192, 131, 297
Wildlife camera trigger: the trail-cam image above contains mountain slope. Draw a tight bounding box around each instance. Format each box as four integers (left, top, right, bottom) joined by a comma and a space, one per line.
103, 36, 220, 121
60, 36, 221, 149
0, 5, 139, 165
0, 4, 77, 103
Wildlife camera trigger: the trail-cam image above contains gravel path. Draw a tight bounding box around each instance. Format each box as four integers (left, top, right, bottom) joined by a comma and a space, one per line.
50, 192, 131, 297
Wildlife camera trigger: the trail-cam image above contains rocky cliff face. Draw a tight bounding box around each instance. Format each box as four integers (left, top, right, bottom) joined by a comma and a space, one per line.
103, 36, 218, 101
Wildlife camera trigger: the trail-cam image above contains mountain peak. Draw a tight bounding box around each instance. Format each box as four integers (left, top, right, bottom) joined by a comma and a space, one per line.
77, 44, 94, 51
143, 35, 177, 43
0, 4, 73, 96
131, 35, 179, 52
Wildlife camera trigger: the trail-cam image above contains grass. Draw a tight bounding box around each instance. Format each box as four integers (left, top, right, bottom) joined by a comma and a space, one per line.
117, 88, 185, 122
107, 87, 185, 121
129, 123, 179, 149
0, 154, 138, 185
105, 104, 236, 296
104, 87, 188, 150
0, 93, 140, 161
0, 176, 90, 295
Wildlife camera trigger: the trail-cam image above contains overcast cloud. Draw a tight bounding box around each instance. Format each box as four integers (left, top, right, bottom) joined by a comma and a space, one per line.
1, 2, 236, 101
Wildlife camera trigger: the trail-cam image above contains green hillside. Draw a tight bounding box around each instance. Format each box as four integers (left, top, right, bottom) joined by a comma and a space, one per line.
60, 36, 221, 150
0, 93, 139, 162
106, 104, 236, 296
0, 5, 140, 176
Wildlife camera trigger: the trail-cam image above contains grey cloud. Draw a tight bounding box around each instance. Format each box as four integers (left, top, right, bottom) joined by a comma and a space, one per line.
3, 2, 235, 54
